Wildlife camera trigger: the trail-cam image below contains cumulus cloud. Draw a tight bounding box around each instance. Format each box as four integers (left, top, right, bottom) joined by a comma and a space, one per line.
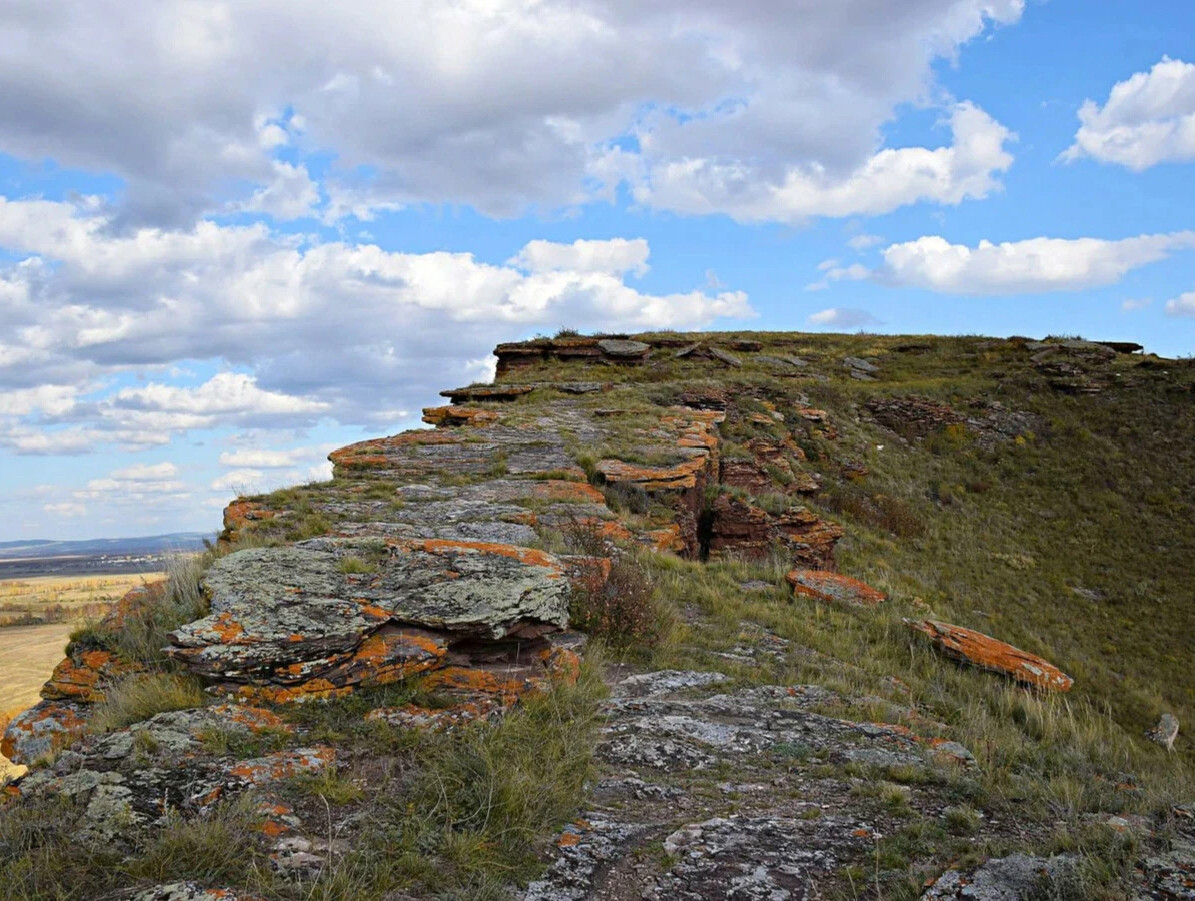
0, 198, 752, 453
1122, 297, 1152, 311
510, 238, 649, 276
1061, 57, 1195, 170
847, 234, 884, 251
218, 445, 337, 469
1165, 292, 1195, 317
807, 307, 882, 328
877, 232, 1195, 295
0, 0, 1023, 224
806, 261, 870, 291
637, 102, 1015, 223
44, 502, 87, 518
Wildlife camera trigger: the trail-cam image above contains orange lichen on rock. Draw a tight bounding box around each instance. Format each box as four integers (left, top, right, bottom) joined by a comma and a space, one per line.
42, 649, 144, 703
421, 406, 500, 427
641, 524, 687, 553
392, 538, 565, 575
329, 430, 462, 471
786, 570, 887, 608
906, 619, 1074, 692
595, 456, 710, 491
226, 746, 336, 786
530, 480, 607, 504
421, 665, 547, 703
1, 701, 87, 765
98, 580, 169, 632
223, 499, 277, 535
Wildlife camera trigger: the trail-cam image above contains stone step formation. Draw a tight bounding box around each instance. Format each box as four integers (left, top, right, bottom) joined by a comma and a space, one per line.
3, 330, 1189, 900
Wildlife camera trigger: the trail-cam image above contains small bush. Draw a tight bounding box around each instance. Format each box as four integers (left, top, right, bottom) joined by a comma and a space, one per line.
90, 673, 206, 733
569, 553, 663, 649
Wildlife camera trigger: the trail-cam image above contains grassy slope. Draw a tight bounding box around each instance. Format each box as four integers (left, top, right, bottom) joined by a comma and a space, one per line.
2, 330, 1193, 899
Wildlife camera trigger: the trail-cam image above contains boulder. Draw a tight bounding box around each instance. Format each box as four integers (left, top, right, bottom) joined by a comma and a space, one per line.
922, 854, 1077, 899
787, 570, 886, 607
1, 700, 88, 765
42, 647, 144, 703
596, 338, 650, 360
168, 540, 571, 694
905, 619, 1073, 691
1146, 713, 1180, 751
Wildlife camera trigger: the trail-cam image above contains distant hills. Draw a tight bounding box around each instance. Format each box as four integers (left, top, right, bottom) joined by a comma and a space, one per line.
0, 532, 211, 561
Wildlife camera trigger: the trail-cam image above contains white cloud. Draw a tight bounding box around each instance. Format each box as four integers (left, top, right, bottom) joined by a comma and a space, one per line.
878, 232, 1195, 295
1061, 57, 1195, 170
635, 103, 1015, 223
44, 502, 87, 518
806, 262, 870, 291
1165, 291, 1195, 317
219, 445, 336, 468
847, 234, 884, 251
210, 469, 266, 493
0, 202, 752, 452
0, 0, 1023, 224
1122, 297, 1152, 311
807, 307, 882, 328
511, 238, 649, 276
109, 462, 178, 481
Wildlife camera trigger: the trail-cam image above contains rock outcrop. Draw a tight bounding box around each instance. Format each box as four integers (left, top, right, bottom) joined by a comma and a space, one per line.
905, 619, 1074, 691
7, 329, 1179, 900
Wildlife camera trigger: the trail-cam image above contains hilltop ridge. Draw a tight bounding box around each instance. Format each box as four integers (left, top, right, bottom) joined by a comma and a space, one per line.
2, 330, 1195, 900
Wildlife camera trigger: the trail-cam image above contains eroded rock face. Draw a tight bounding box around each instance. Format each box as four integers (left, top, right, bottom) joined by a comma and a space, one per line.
906, 619, 1074, 692
168, 539, 571, 694
708, 494, 843, 568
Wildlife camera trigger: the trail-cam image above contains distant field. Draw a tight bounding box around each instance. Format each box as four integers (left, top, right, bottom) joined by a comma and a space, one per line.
0, 572, 163, 627
0, 572, 165, 777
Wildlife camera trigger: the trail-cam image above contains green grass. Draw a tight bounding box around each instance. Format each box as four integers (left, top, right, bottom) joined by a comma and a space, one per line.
89, 672, 207, 733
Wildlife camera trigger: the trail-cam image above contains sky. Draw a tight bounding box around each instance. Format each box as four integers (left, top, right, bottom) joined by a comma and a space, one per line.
1, 0, 1193, 541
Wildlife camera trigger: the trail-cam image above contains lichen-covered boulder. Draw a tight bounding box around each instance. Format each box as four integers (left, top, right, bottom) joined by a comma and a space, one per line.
41, 647, 144, 703
906, 619, 1074, 692
787, 570, 886, 608
168, 539, 570, 690
1, 700, 88, 765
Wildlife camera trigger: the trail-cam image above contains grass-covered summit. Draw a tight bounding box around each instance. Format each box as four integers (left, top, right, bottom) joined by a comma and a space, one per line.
1, 330, 1194, 900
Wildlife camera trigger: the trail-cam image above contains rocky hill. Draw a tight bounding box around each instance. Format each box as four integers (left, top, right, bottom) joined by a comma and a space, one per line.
2, 331, 1195, 900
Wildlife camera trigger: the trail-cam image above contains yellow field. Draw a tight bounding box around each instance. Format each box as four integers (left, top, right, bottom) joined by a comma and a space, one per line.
0, 572, 163, 627
0, 573, 163, 780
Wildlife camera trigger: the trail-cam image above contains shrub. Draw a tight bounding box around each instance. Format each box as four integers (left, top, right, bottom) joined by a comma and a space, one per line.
568, 553, 663, 649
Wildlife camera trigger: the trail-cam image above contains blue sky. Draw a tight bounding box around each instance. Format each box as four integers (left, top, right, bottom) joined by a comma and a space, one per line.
0, 0, 1192, 541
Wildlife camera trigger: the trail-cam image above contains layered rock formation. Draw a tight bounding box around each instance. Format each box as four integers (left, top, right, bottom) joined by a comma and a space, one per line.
5, 329, 1183, 900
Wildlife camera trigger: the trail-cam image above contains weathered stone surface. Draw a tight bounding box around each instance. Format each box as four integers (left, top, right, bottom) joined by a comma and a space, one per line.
169, 539, 570, 690
709, 494, 843, 568
787, 569, 886, 607
421, 405, 501, 427
1, 700, 88, 765
843, 356, 879, 373
440, 384, 535, 403
42, 647, 144, 703
1146, 712, 1180, 751
597, 338, 651, 359
129, 883, 261, 901
922, 853, 1077, 899
906, 619, 1074, 691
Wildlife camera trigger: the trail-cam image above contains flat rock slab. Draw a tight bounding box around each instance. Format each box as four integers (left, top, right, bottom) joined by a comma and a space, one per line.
597, 338, 651, 358
906, 619, 1073, 692
169, 539, 569, 684
922, 853, 1077, 899
787, 569, 886, 607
